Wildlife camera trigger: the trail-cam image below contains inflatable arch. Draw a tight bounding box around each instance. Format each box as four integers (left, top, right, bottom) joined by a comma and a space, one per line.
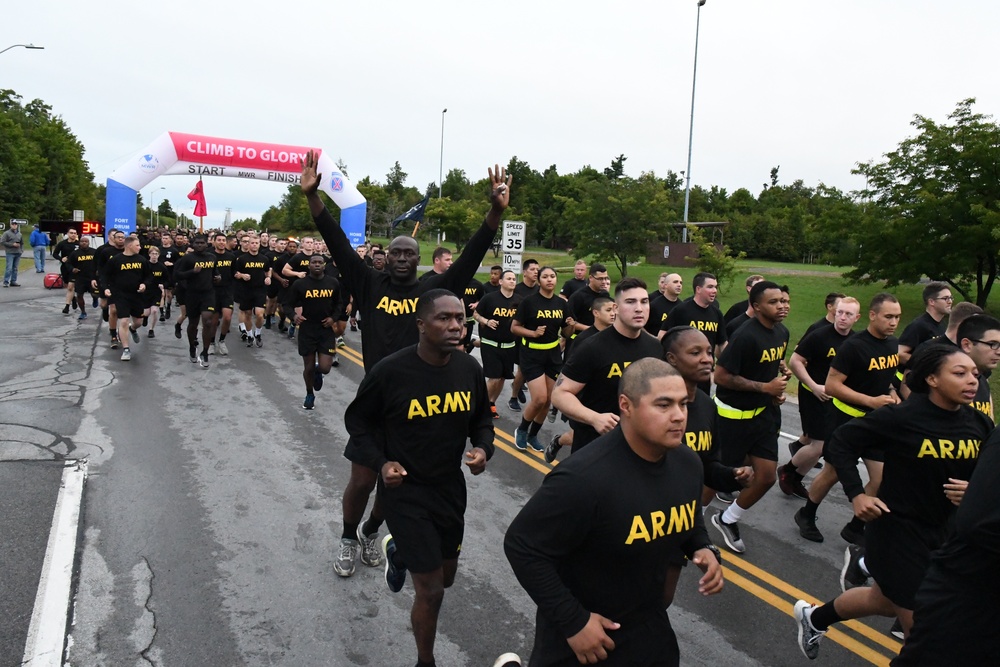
105, 131, 367, 246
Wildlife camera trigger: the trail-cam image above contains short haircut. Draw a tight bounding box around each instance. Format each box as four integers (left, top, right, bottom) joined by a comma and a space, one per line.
825, 292, 847, 308
661, 325, 703, 356
522, 258, 539, 271
192, 234, 207, 244
922, 281, 950, 305
309, 253, 327, 262
591, 295, 614, 312
837, 296, 861, 310
906, 343, 968, 394
659, 272, 670, 281
575, 259, 587, 266
615, 277, 647, 297
490, 265, 502, 272
415, 288, 460, 320
619, 358, 681, 401
749, 280, 782, 306
372, 248, 386, 257
957, 314, 1000, 345
500, 269, 516, 280
869, 292, 898, 312
589, 263, 607, 276
693, 272, 716, 290
949, 301, 983, 328
432, 246, 452, 262
746, 274, 765, 287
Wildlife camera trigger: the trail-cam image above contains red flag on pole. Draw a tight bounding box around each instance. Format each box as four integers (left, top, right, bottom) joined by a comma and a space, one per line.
187, 178, 208, 217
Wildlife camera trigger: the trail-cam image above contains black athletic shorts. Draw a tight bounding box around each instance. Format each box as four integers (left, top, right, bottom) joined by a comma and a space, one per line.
481, 343, 516, 380
519, 346, 562, 383
532, 607, 679, 667
185, 290, 216, 315
111, 293, 146, 319
143, 285, 163, 309
343, 438, 382, 471
797, 388, 828, 439
214, 286, 234, 312
865, 514, 944, 610
379, 472, 466, 574
174, 283, 187, 305
60, 262, 73, 282
266, 281, 281, 299
74, 277, 99, 296
717, 403, 780, 464
298, 322, 337, 357
238, 287, 266, 311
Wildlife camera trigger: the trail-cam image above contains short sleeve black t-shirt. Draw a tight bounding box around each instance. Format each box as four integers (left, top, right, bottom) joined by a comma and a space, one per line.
559, 277, 586, 299
560, 327, 663, 448
103, 253, 151, 296
802, 317, 833, 339
566, 286, 608, 329
514, 281, 539, 302
462, 279, 484, 319
725, 312, 752, 340
794, 325, 855, 385
715, 319, 790, 411
514, 292, 570, 346
234, 252, 270, 288
829, 330, 900, 413
68, 247, 97, 283
475, 290, 518, 344
973, 375, 993, 422
723, 299, 749, 324
213, 250, 237, 288
899, 312, 946, 350
174, 250, 217, 293
292, 274, 342, 322
645, 296, 680, 336
661, 298, 728, 350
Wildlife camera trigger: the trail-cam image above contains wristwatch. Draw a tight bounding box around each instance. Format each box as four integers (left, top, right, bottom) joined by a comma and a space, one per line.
701, 543, 723, 565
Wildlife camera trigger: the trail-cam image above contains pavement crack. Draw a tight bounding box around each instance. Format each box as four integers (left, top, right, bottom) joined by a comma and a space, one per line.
137, 556, 158, 666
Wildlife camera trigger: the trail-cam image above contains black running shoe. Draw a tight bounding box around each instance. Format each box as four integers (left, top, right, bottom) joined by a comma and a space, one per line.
62, 304, 70, 314
175, 323, 182, 339
840, 522, 865, 548
313, 364, 323, 392
795, 508, 824, 543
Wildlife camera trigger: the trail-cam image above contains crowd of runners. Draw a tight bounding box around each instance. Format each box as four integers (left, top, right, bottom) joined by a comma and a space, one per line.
43, 154, 998, 666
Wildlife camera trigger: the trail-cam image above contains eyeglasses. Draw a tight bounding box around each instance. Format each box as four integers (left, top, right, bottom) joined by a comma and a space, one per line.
933, 295, 954, 302
971, 339, 1000, 351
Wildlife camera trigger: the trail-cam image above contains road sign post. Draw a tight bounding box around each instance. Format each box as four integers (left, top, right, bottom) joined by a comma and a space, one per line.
502, 220, 526, 275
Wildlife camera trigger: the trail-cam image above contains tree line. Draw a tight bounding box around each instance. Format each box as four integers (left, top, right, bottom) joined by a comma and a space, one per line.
3, 89, 999, 305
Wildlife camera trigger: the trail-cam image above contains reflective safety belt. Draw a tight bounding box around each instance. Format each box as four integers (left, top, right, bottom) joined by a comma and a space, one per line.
480, 338, 515, 349
832, 397, 866, 418
714, 396, 766, 420
523, 338, 560, 350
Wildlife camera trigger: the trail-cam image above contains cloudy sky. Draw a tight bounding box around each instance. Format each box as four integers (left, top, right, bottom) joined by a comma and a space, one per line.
5, 1, 998, 225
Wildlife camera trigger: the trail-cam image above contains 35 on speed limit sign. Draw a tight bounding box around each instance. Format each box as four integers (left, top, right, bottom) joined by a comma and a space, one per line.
502, 221, 526, 273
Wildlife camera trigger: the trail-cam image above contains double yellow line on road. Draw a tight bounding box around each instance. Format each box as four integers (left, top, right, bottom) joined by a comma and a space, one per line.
336, 344, 902, 665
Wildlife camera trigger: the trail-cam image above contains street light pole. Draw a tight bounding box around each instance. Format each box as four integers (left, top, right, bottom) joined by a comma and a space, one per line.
438, 108, 447, 198
148, 187, 164, 227
0, 44, 44, 56
682, 0, 707, 244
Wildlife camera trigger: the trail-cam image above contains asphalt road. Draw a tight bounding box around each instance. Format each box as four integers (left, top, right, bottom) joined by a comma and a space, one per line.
0, 277, 901, 667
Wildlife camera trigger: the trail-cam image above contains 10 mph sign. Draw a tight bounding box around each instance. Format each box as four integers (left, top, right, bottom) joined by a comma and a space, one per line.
502, 220, 526, 274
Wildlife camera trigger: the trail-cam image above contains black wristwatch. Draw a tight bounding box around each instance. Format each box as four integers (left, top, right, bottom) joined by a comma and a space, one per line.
700, 543, 723, 565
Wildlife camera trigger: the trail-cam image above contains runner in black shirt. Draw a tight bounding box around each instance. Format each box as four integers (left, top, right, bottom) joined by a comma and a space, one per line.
264, 238, 292, 331
511, 267, 574, 451
460, 277, 484, 352
558, 259, 588, 299
565, 263, 611, 334
505, 359, 723, 667
551, 278, 660, 454
897, 281, 951, 368
779, 297, 861, 499
473, 270, 519, 419
345, 290, 494, 667
53, 228, 79, 314
95, 230, 125, 347
171, 232, 191, 338
211, 233, 238, 356
67, 236, 96, 320
794, 293, 902, 545
102, 236, 152, 362
711, 281, 791, 554
301, 151, 510, 581
144, 246, 166, 338
158, 232, 179, 321
281, 237, 317, 339
174, 235, 221, 367
481, 264, 502, 295
507, 258, 540, 412
661, 272, 727, 394
956, 314, 1000, 422
648, 272, 684, 338
292, 255, 343, 409
794, 345, 991, 659
722, 274, 765, 324
233, 235, 272, 348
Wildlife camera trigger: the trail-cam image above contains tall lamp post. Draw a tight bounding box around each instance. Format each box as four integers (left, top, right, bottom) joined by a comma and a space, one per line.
682, 0, 707, 243
0, 44, 44, 56
147, 186, 165, 227
438, 108, 447, 198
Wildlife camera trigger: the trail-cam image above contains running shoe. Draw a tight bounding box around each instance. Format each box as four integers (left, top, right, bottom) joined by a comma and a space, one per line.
246, 335, 255, 348
492, 654, 521, 667
121, 348, 131, 361
198, 351, 209, 368
889, 619, 904, 640
547, 406, 558, 423
794, 600, 826, 660
795, 508, 824, 543
514, 428, 528, 451
715, 491, 736, 504
840, 522, 865, 548
264, 318, 272, 330
517, 387, 527, 404
333, 538, 358, 577
110, 337, 119, 350
840, 544, 870, 592
350, 320, 357, 332
336, 336, 345, 348
189, 346, 198, 363
130, 327, 140, 344
72, 300, 77, 311
788, 440, 803, 458
381, 534, 406, 593
62, 304, 70, 314
543, 434, 561, 464
211, 342, 219, 356
356, 526, 383, 567
711, 512, 746, 553
174, 322, 182, 339
278, 322, 287, 333
240, 329, 248, 341
255, 334, 263, 348
218, 341, 229, 356
490, 404, 499, 420
331, 354, 340, 368
507, 397, 521, 413
287, 324, 296, 339
302, 394, 315, 410
313, 364, 323, 392
778, 465, 809, 500
147, 329, 155, 338
527, 434, 544, 452
141, 315, 148, 328
93, 297, 99, 309
78, 312, 88, 320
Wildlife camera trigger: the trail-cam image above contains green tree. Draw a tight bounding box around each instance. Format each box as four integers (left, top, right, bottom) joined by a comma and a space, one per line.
158, 199, 175, 217
686, 224, 746, 291
385, 161, 408, 197
423, 198, 483, 251
231, 217, 259, 231
851, 99, 1000, 306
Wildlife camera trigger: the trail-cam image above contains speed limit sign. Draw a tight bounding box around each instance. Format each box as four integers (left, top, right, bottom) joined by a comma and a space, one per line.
502, 220, 526, 273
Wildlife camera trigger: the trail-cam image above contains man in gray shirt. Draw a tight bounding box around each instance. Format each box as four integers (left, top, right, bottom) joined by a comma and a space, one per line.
2, 219, 24, 287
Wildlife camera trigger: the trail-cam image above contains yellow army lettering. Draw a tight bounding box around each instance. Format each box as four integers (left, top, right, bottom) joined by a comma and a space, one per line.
867, 354, 900, 371
244, 261, 266, 269
120, 262, 144, 270
688, 320, 718, 332
685, 430, 712, 452
759, 343, 788, 363
305, 289, 336, 299
625, 500, 698, 544
465, 287, 478, 296
916, 438, 980, 459
973, 401, 994, 420
194, 261, 215, 269
827, 347, 837, 358
217, 259, 233, 268
407, 391, 473, 419
492, 307, 516, 318
535, 309, 563, 319
606, 361, 632, 379
376, 296, 419, 316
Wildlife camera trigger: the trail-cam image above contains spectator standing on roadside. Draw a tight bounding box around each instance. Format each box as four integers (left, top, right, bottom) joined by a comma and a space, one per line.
2, 220, 23, 287
30, 224, 49, 273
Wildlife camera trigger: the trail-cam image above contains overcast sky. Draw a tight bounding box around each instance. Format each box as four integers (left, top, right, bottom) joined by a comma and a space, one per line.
5, 1, 999, 226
